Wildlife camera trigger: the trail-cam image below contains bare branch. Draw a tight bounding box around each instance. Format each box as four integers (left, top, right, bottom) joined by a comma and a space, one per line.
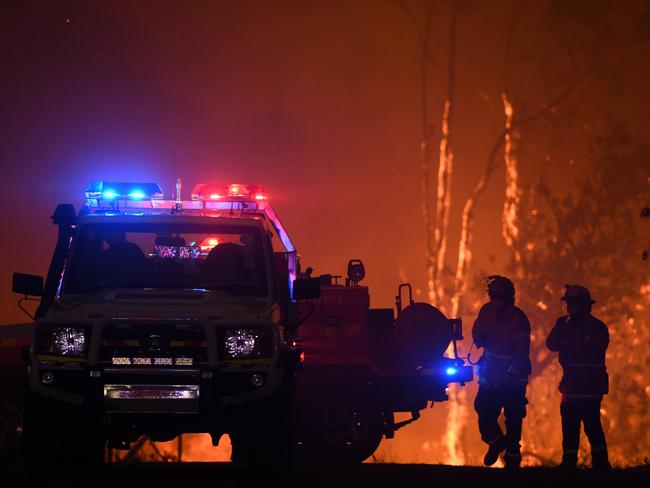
450, 42, 585, 316
388, 0, 425, 44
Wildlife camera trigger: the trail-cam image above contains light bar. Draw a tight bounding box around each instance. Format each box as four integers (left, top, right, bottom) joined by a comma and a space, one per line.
85, 181, 164, 206
191, 183, 268, 203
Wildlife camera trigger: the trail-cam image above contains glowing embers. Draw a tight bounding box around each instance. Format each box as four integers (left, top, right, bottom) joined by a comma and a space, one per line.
154, 245, 201, 259
104, 384, 199, 400
111, 357, 194, 366
191, 183, 268, 202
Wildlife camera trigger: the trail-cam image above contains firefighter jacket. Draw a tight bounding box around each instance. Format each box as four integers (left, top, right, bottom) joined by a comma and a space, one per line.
472, 303, 532, 385
546, 314, 609, 402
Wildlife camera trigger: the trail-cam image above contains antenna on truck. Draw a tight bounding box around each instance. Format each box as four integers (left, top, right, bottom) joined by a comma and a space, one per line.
174, 177, 183, 212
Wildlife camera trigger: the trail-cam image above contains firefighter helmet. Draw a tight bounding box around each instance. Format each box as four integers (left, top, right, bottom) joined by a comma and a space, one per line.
561, 284, 596, 304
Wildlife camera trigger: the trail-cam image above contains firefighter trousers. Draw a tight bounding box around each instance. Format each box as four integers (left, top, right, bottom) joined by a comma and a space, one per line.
560, 400, 608, 466
474, 383, 527, 458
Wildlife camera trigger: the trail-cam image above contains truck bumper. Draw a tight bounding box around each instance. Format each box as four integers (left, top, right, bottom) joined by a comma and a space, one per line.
29, 363, 284, 416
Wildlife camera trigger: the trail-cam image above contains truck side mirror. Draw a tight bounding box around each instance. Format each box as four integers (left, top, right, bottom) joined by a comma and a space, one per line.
293, 278, 321, 301
12, 273, 44, 297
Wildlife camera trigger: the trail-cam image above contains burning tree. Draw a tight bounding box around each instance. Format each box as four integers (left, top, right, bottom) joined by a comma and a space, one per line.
391, 0, 585, 464
391, 0, 649, 466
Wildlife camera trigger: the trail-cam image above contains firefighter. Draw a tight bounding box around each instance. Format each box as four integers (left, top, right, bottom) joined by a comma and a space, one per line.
546, 285, 611, 472
472, 275, 531, 469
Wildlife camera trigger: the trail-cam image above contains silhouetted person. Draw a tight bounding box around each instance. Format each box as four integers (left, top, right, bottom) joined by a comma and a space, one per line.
472, 275, 531, 470
102, 241, 149, 288
546, 285, 611, 472
200, 243, 246, 284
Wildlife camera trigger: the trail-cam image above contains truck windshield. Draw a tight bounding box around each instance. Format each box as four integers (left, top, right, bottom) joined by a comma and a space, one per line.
65, 222, 268, 297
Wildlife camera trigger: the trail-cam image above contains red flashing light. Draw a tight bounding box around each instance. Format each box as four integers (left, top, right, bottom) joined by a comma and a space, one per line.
192, 183, 268, 202
200, 237, 220, 251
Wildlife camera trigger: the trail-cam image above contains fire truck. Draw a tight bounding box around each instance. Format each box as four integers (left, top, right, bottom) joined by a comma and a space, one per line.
2, 181, 472, 469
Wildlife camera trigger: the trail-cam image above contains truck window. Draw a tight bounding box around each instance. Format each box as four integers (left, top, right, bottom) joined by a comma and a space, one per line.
65, 223, 268, 297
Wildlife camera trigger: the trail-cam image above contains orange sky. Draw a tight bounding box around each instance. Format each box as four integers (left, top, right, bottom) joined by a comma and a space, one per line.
1, 0, 649, 323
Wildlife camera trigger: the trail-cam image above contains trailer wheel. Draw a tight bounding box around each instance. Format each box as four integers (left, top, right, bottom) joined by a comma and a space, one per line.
317, 402, 383, 464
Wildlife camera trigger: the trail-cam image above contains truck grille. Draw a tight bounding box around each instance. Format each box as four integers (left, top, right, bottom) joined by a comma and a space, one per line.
100, 322, 208, 366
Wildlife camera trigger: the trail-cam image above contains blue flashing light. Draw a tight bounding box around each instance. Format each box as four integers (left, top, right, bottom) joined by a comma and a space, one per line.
85, 181, 164, 206
445, 367, 458, 376
128, 190, 146, 200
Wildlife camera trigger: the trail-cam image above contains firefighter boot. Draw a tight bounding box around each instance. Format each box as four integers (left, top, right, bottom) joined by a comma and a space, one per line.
483, 436, 506, 466
558, 453, 577, 474
592, 449, 611, 472
503, 450, 521, 470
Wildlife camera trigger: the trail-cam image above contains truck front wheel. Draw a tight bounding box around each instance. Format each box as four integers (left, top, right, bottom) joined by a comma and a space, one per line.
230, 412, 292, 468
230, 378, 296, 468
23, 394, 105, 472
0, 400, 23, 466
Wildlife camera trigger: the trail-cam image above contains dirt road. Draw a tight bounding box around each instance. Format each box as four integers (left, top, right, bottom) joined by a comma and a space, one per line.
5, 462, 649, 487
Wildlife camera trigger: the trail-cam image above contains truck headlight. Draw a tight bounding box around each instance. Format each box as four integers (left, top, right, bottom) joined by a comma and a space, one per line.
223, 329, 273, 359
37, 327, 87, 357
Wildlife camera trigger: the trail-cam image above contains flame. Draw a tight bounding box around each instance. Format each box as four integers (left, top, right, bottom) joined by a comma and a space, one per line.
444, 381, 468, 465
200, 237, 220, 251
501, 94, 522, 269
450, 193, 478, 317
110, 434, 232, 463
179, 434, 232, 461
429, 99, 454, 309
639, 284, 650, 301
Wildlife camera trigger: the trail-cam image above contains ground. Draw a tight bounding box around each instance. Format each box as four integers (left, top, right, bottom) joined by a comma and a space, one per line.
5, 463, 650, 487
